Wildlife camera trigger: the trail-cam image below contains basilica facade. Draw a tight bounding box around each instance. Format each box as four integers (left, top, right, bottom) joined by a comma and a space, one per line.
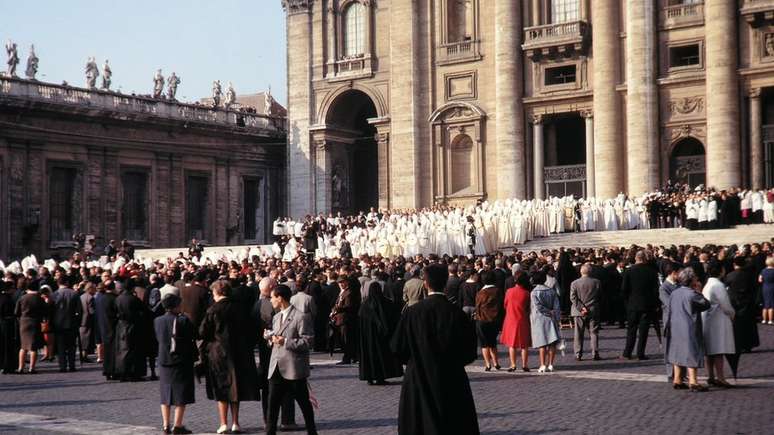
283, 0, 774, 217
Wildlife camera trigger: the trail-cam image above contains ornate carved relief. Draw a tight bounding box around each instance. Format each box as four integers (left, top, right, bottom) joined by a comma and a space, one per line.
281, 0, 313, 14
544, 164, 586, 182
765, 33, 774, 57
669, 97, 704, 115
667, 124, 706, 142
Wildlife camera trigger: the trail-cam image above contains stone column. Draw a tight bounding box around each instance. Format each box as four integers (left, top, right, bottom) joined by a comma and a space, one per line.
583, 110, 596, 197
750, 88, 763, 189
495, 0, 526, 199
592, 0, 623, 199
533, 115, 545, 200
706, 0, 740, 190
531, 0, 541, 26
314, 140, 332, 213
284, 0, 315, 218
376, 131, 391, 209
625, 2, 660, 196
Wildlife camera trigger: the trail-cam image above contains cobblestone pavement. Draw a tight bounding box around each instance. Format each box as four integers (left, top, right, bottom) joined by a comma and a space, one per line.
1, 325, 773, 435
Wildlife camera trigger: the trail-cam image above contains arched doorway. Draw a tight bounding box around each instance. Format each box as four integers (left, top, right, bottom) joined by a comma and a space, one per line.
324, 90, 379, 214
670, 137, 706, 188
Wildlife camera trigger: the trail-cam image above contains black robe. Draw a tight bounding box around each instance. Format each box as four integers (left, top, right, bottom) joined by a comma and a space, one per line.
358, 283, 403, 382
0, 292, 18, 372
199, 298, 261, 402
725, 268, 760, 352
114, 290, 145, 379
95, 291, 118, 377
390, 294, 479, 435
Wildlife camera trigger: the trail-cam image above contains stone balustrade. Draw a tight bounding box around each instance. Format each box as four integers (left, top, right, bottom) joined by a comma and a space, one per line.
661, 2, 704, 29
741, 0, 774, 24
0, 76, 286, 134
522, 21, 589, 59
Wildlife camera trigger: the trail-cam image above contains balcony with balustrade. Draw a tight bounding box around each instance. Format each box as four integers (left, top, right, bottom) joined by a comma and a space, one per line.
741, 0, 774, 26
522, 20, 589, 61
437, 39, 482, 66
660, 2, 704, 30
0, 76, 286, 135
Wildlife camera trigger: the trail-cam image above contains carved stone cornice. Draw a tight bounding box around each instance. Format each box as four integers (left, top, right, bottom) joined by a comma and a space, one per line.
282, 0, 313, 15
532, 114, 544, 125
314, 139, 330, 151
580, 109, 593, 119
749, 87, 762, 98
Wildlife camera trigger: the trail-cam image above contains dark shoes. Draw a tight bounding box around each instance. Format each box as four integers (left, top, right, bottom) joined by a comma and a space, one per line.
708, 378, 734, 388
279, 423, 303, 431
593, 353, 602, 361
688, 383, 708, 392
575, 355, 582, 361
172, 426, 192, 434
484, 365, 491, 372
672, 383, 689, 390
494, 364, 501, 370
161, 426, 171, 434
507, 366, 517, 372
637, 355, 650, 361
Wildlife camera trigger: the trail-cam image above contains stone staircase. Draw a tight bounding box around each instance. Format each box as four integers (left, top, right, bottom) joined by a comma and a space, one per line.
514, 224, 774, 252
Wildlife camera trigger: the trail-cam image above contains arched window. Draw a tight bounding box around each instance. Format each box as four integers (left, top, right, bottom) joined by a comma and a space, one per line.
450, 134, 474, 194
670, 137, 706, 188
343, 2, 366, 57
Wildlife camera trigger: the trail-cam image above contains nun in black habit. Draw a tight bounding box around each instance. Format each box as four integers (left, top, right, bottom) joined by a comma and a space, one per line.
114, 284, 146, 381
556, 251, 579, 315
0, 281, 18, 373
358, 280, 403, 385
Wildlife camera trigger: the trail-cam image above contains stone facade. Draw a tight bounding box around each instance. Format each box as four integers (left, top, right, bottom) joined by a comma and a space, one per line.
284, 0, 774, 218
0, 77, 286, 260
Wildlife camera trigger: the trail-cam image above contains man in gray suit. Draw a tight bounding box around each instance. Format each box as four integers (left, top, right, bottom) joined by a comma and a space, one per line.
266, 284, 318, 435
570, 263, 601, 361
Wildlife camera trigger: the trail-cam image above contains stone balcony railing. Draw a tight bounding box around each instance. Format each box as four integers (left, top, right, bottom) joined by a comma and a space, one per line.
661, 2, 704, 29
522, 21, 589, 60
544, 164, 586, 183
741, 0, 774, 25
0, 76, 286, 134
437, 39, 482, 66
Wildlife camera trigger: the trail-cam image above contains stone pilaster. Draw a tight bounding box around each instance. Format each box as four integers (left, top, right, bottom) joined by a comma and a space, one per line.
86, 147, 104, 242
750, 88, 763, 190
214, 158, 228, 245
582, 110, 595, 197
592, 0, 623, 199
375, 130, 391, 209
625, 1, 660, 196
102, 150, 119, 241
495, 0, 526, 199
7, 144, 26, 258
284, 0, 315, 217
389, 0, 421, 208
154, 152, 171, 247
533, 115, 545, 200
169, 155, 184, 246
705, 0, 740, 190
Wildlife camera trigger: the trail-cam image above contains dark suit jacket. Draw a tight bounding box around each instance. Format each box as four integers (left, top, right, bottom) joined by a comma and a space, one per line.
444, 275, 462, 306
154, 312, 196, 367
52, 288, 82, 331
621, 263, 659, 312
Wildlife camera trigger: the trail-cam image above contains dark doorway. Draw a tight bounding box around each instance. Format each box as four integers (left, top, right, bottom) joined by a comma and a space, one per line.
326, 90, 379, 214
670, 137, 706, 188
545, 114, 586, 198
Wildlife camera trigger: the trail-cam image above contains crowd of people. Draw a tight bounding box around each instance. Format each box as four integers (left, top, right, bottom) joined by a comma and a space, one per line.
269, 186, 774, 260
1, 229, 773, 433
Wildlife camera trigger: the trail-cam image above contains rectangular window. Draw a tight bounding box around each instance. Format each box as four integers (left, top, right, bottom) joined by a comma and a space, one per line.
186, 175, 209, 241
669, 44, 701, 68
121, 171, 148, 241
243, 178, 260, 240
551, 0, 580, 24
545, 65, 577, 86
49, 167, 77, 242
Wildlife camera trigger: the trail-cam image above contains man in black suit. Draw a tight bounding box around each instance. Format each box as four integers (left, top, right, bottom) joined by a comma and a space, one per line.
620, 251, 660, 360
444, 264, 462, 307
724, 256, 760, 353
52, 276, 83, 372
179, 270, 209, 337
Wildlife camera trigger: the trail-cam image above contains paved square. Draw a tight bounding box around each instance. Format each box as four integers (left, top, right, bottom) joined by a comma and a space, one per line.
1, 326, 772, 434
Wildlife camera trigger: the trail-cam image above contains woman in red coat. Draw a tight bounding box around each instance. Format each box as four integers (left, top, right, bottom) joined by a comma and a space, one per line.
500, 272, 532, 372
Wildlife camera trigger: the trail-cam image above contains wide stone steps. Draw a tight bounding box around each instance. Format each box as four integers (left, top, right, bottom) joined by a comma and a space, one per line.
514, 224, 774, 252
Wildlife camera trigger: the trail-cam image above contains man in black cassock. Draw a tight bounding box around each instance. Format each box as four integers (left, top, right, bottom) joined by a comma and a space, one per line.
114, 284, 146, 381
0, 281, 18, 373
95, 280, 118, 380
390, 264, 479, 435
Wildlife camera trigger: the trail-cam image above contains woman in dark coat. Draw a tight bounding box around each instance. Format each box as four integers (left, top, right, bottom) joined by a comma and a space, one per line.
199, 280, 260, 434
14, 280, 46, 374
95, 282, 118, 380
556, 251, 579, 315
114, 285, 146, 381
475, 271, 502, 371
154, 294, 196, 434
358, 280, 403, 384
0, 281, 19, 373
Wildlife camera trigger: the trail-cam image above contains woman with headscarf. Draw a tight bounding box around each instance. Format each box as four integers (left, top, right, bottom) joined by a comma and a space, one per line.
358, 279, 403, 385
14, 280, 46, 374
666, 268, 711, 392
500, 271, 532, 372
529, 270, 561, 373
155, 294, 196, 434
199, 280, 260, 434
